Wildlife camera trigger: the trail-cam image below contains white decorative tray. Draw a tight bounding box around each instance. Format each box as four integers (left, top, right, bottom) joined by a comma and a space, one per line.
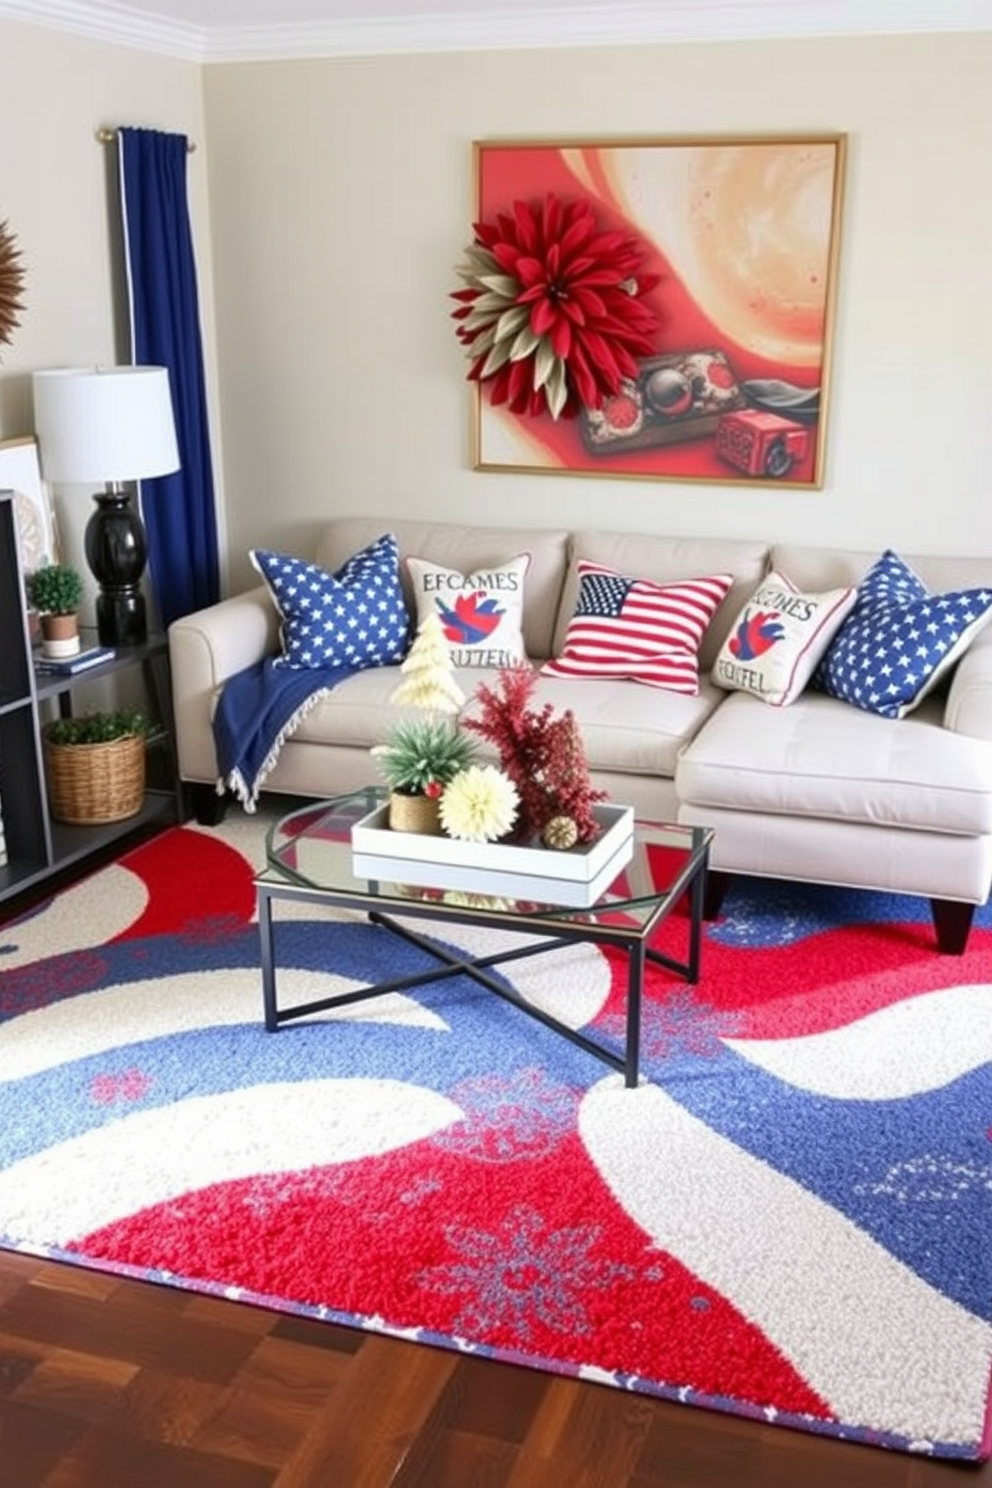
351, 802, 634, 908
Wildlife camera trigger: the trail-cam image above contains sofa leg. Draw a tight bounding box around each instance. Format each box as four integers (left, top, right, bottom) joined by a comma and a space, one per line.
189, 783, 229, 827
703, 870, 731, 921
930, 898, 974, 955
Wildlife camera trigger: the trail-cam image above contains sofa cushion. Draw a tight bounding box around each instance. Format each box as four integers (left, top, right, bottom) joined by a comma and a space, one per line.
460, 672, 724, 780
945, 625, 992, 739
406, 553, 529, 668
815, 549, 992, 719
291, 664, 506, 751
712, 570, 856, 706
251, 533, 410, 671
292, 665, 719, 782
676, 689, 992, 835
771, 542, 992, 597
542, 560, 733, 693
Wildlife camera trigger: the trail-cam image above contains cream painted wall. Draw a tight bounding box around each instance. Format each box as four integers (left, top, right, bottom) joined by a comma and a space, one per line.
0, 18, 219, 616
1, 21, 989, 608
203, 31, 992, 593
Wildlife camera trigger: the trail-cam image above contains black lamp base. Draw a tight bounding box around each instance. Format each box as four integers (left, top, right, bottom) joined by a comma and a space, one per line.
95, 588, 147, 648
85, 488, 148, 647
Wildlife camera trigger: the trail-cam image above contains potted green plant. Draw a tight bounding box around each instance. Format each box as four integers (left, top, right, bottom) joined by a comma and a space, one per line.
371, 717, 477, 834
43, 705, 149, 825
27, 562, 84, 659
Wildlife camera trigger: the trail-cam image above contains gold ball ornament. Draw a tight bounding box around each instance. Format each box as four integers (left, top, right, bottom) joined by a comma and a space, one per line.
542, 815, 579, 851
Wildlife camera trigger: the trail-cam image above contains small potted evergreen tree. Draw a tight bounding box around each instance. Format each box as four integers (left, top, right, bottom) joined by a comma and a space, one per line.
27, 562, 84, 659
372, 717, 478, 833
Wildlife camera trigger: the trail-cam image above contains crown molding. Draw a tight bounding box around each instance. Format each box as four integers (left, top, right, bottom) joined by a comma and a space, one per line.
0, 0, 989, 63
0, 0, 205, 58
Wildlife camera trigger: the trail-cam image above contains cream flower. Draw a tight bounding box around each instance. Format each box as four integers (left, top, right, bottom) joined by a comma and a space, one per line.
440, 765, 519, 843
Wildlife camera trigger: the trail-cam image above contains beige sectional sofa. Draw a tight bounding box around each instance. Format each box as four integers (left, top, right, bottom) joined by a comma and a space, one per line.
168, 516, 992, 952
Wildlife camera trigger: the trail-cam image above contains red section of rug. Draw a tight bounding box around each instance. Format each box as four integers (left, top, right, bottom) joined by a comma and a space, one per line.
81, 1129, 828, 1419
108, 823, 258, 942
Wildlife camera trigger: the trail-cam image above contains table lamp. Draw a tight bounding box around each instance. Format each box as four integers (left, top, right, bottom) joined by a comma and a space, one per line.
32, 365, 180, 646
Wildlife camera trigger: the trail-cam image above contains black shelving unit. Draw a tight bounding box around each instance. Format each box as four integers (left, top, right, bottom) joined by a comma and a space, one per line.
0, 491, 183, 910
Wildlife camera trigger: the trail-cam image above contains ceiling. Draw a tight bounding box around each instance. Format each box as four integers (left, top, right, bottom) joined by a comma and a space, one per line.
0, 0, 988, 60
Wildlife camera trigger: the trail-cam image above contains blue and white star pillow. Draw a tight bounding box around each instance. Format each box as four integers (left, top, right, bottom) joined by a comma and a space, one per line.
251, 532, 411, 671
814, 549, 992, 719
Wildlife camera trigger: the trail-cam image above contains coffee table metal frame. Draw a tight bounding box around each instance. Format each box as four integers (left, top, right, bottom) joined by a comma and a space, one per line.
255, 789, 713, 1089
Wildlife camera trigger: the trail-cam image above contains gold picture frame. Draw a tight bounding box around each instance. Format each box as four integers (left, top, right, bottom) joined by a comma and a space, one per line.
467, 135, 847, 489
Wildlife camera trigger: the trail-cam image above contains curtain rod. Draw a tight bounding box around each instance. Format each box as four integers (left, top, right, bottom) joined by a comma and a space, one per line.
95, 128, 196, 152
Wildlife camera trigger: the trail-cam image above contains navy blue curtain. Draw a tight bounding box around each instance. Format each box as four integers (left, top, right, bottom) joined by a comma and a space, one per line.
118, 127, 220, 627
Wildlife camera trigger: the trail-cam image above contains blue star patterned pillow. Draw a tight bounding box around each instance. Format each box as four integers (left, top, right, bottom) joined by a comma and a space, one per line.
251, 532, 411, 671
814, 549, 992, 719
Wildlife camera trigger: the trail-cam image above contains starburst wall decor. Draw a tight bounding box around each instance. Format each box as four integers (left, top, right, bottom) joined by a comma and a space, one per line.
451, 191, 660, 421
0, 220, 25, 356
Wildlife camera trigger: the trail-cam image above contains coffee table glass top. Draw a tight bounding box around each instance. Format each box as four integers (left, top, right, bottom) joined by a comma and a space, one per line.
262, 788, 712, 935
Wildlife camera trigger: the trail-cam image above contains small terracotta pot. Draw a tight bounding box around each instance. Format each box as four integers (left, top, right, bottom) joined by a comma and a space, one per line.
388, 791, 443, 835
40, 612, 81, 659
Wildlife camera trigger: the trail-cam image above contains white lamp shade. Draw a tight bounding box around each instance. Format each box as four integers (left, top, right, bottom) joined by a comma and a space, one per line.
32, 366, 180, 484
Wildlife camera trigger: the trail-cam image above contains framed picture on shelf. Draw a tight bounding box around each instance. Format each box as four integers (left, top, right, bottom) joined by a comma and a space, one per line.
0, 435, 59, 580
462, 135, 846, 490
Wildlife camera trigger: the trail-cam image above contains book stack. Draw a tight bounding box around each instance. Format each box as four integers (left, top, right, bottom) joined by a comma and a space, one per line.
34, 645, 116, 677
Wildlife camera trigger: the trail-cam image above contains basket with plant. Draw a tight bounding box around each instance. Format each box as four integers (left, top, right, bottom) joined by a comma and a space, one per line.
43, 706, 149, 825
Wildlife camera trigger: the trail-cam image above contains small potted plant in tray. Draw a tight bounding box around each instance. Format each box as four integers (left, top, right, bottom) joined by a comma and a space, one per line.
372, 716, 478, 834
27, 562, 84, 659
43, 705, 149, 825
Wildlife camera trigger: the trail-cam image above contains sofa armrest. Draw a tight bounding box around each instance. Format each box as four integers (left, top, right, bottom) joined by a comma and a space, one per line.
168, 585, 280, 783
944, 624, 992, 741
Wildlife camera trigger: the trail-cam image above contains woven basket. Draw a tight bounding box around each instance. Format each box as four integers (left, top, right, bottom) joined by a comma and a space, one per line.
44, 732, 146, 825
388, 790, 443, 835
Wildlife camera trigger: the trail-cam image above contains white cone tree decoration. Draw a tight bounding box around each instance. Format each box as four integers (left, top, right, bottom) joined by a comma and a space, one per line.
390, 611, 465, 714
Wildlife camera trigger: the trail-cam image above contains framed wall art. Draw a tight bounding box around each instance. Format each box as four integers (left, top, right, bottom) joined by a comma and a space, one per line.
0, 436, 59, 581
455, 135, 846, 489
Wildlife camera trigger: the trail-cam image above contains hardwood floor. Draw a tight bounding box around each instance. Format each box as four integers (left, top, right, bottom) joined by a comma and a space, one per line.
0, 1249, 987, 1487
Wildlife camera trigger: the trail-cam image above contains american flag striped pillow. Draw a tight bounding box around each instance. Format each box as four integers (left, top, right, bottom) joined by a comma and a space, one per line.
542, 560, 734, 693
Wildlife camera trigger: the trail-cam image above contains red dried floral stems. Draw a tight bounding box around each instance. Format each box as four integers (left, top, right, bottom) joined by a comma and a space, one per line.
451, 192, 660, 420
462, 666, 607, 843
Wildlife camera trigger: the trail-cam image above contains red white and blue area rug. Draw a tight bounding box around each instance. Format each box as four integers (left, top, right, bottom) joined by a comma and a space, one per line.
1, 809, 991, 1460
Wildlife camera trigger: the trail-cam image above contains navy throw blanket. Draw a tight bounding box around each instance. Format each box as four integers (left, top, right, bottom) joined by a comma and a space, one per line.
212, 656, 353, 811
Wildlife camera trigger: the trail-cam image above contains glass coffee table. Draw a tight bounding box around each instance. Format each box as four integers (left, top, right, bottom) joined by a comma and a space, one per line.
256, 788, 713, 1089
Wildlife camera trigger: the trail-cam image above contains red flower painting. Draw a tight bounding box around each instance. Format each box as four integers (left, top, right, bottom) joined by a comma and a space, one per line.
457, 139, 846, 487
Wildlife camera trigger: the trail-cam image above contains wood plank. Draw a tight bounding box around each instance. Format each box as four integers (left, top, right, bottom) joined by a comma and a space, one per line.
503, 1377, 656, 1488
273, 1334, 458, 1488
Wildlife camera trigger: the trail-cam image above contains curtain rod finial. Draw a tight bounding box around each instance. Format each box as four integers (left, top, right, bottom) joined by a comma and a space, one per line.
95, 127, 196, 152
